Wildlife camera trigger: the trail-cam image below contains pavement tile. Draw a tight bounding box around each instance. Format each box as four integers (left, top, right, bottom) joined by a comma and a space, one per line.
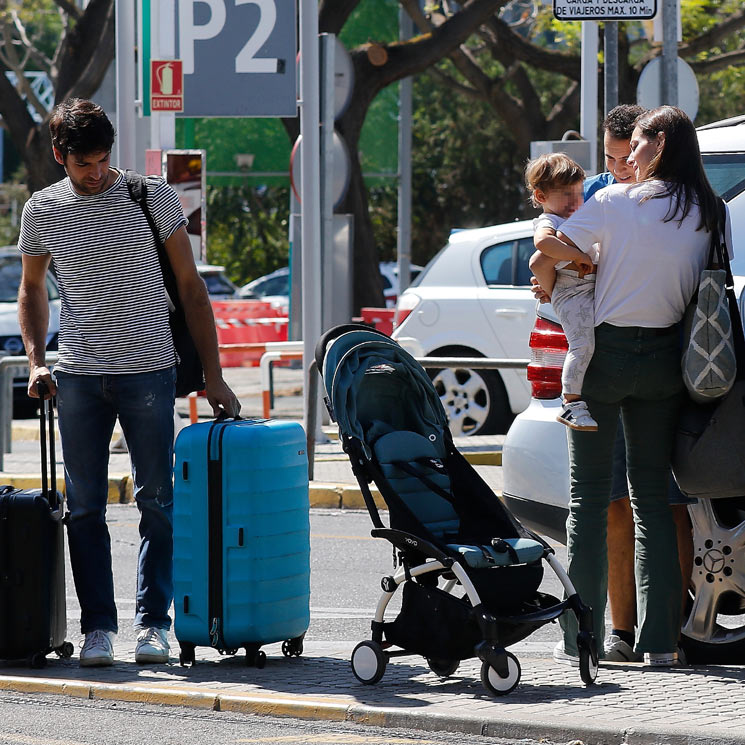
3, 419, 745, 743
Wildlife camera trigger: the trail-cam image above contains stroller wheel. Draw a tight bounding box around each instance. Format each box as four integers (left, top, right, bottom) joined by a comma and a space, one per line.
577, 635, 599, 686
351, 640, 387, 685
480, 652, 520, 696
427, 658, 459, 678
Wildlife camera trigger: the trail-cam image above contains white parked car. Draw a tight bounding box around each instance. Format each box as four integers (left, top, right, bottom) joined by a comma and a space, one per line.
502, 115, 745, 663
392, 221, 535, 435
0, 247, 61, 416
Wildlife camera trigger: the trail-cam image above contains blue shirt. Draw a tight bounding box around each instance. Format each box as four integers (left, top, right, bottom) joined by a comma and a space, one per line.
583, 172, 615, 201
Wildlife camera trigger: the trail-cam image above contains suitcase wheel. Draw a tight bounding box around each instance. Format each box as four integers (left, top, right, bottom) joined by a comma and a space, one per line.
29, 652, 47, 669
55, 642, 74, 659
179, 643, 196, 667
245, 646, 266, 668
282, 637, 304, 658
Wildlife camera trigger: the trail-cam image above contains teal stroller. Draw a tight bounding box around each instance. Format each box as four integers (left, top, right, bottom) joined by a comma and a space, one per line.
315, 324, 598, 695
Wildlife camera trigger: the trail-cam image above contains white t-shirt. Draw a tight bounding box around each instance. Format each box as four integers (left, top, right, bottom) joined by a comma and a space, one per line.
18, 171, 188, 375
533, 212, 599, 269
559, 181, 724, 328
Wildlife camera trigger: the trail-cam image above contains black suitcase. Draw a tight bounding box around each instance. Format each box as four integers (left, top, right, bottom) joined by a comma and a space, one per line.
0, 385, 72, 667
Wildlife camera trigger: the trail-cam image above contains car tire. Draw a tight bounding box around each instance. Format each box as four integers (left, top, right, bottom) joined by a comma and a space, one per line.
680, 496, 745, 664
428, 353, 511, 436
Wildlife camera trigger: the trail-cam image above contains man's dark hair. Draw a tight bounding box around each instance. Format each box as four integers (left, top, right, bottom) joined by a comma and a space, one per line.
49, 98, 115, 158
603, 104, 645, 141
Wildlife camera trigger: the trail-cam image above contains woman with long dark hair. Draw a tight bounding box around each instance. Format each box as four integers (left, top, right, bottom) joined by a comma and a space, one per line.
544, 106, 727, 667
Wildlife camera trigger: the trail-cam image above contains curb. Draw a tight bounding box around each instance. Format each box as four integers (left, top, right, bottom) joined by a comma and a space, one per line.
308, 483, 385, 510
0, 474, 133, 504
0, 675, 741, 745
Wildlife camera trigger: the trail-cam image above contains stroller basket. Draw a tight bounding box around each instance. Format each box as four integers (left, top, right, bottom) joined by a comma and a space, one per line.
315, 324, 599, 695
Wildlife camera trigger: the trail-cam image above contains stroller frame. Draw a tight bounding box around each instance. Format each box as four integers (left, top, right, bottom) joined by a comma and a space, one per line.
317, 325, 598, 696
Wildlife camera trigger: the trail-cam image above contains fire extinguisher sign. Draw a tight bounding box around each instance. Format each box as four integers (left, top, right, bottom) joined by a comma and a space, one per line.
151, 60, 184, 112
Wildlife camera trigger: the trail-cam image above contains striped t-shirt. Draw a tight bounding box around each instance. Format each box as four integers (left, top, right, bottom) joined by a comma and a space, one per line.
18, 170, 188, 375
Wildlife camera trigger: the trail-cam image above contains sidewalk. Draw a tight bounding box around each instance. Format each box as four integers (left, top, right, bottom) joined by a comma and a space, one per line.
1, 638, 744, 745
2, 421, 744, 744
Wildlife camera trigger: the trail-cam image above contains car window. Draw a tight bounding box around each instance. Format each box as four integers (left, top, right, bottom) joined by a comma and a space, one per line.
703, 154, 745, 201
0, 256, 23, 302
255, 275, 289, 296
380, 274, 392, 290
481, 238, 534, 286
46, 275, 59, 301
202, 273, 236, 296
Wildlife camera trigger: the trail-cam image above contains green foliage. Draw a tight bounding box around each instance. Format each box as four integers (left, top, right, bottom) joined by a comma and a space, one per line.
0, 180, 29, 246
4, 0, 63, 61
205, 184, 290, 286
370, 71, 529, 267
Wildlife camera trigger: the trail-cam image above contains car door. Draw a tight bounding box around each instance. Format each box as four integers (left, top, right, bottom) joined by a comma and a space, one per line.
474, 234, 536, 400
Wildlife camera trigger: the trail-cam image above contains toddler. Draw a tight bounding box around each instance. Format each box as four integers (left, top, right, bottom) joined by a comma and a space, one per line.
525, 153, 599, 431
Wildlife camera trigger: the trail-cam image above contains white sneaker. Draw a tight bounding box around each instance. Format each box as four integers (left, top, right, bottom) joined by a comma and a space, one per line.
135, 627, 170, 664
557, 400, 599, 431
80, 630, 115, 667
644, 651, 679, 667
604, 634, 642, 663
552, 640, 579, 668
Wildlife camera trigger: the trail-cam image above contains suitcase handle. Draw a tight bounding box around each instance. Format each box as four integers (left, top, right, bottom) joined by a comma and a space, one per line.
37, 380, 58, 508
215, 411, 243, 423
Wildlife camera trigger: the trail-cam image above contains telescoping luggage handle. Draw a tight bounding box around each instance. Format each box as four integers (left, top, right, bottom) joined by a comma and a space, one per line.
36, 380, 58, 508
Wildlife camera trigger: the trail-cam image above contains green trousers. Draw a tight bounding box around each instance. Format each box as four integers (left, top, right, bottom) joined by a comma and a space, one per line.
561, 323, 684, 656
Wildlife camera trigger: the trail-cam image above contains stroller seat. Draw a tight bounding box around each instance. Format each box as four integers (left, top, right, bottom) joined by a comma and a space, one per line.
373, 428, 544, 568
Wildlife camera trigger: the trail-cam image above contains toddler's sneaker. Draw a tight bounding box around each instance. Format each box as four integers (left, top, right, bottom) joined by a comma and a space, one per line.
644, 651, 679, 667
604, 634, 642, 663
135, 627, 170, 664
80, 630, 115, 667
552, 640, 579, 668
557, 400, 598, 431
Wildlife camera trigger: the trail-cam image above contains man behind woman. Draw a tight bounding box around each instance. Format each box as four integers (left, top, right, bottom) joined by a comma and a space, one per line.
535, 106, 723, 666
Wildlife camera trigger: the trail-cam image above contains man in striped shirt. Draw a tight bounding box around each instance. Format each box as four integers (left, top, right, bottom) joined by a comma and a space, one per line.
18, 98, 240, 667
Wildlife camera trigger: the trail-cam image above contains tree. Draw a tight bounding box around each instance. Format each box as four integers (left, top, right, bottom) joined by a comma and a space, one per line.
0, 0, 115, 193
406, 0, 745, 150
305, 0, 745, 309
283, 0, 507, 310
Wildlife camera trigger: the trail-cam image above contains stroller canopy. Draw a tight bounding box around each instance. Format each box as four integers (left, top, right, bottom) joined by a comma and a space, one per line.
322, 330, 449, 457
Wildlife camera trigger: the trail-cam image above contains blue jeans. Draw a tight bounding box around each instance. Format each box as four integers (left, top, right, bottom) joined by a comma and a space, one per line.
55, 367, 176, 634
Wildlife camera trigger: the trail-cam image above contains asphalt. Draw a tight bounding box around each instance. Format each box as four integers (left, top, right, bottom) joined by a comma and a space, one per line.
2, 420, 744, 745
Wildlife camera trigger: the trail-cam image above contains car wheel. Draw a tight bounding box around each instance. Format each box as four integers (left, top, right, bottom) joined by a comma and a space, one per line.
429, 366, 510, 436
680, 497, 745, 664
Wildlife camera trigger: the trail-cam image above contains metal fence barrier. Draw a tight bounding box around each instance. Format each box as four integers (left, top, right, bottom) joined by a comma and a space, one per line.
0, 353, 58, 471
306, 356, 530, 480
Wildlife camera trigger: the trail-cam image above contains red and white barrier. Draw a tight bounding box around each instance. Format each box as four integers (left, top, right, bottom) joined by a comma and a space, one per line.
211, 300, 289, 367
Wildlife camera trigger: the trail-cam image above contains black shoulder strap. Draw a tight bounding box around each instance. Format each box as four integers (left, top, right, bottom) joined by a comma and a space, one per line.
124, 170, 181, 309
124, 170, 162, 249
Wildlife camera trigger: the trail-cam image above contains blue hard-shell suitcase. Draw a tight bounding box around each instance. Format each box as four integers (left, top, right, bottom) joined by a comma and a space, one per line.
173, 416, 310, 666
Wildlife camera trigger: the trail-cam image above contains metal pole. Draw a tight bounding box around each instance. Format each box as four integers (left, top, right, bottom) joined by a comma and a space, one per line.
115, 0, 137, 169
397, 7, 413, 295
299, 0, 323, 439
603, 21, 618, 116
320, 34, 335, 333
150, 0, 176, 150
662, 0, 678, 106
580, 21, 599, 175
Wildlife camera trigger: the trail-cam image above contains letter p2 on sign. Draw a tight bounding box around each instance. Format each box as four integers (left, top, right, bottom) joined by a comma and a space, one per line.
175, 0, 297, 117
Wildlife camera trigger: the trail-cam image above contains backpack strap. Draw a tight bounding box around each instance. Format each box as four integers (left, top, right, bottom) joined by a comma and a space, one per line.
124, 170, 162, 248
